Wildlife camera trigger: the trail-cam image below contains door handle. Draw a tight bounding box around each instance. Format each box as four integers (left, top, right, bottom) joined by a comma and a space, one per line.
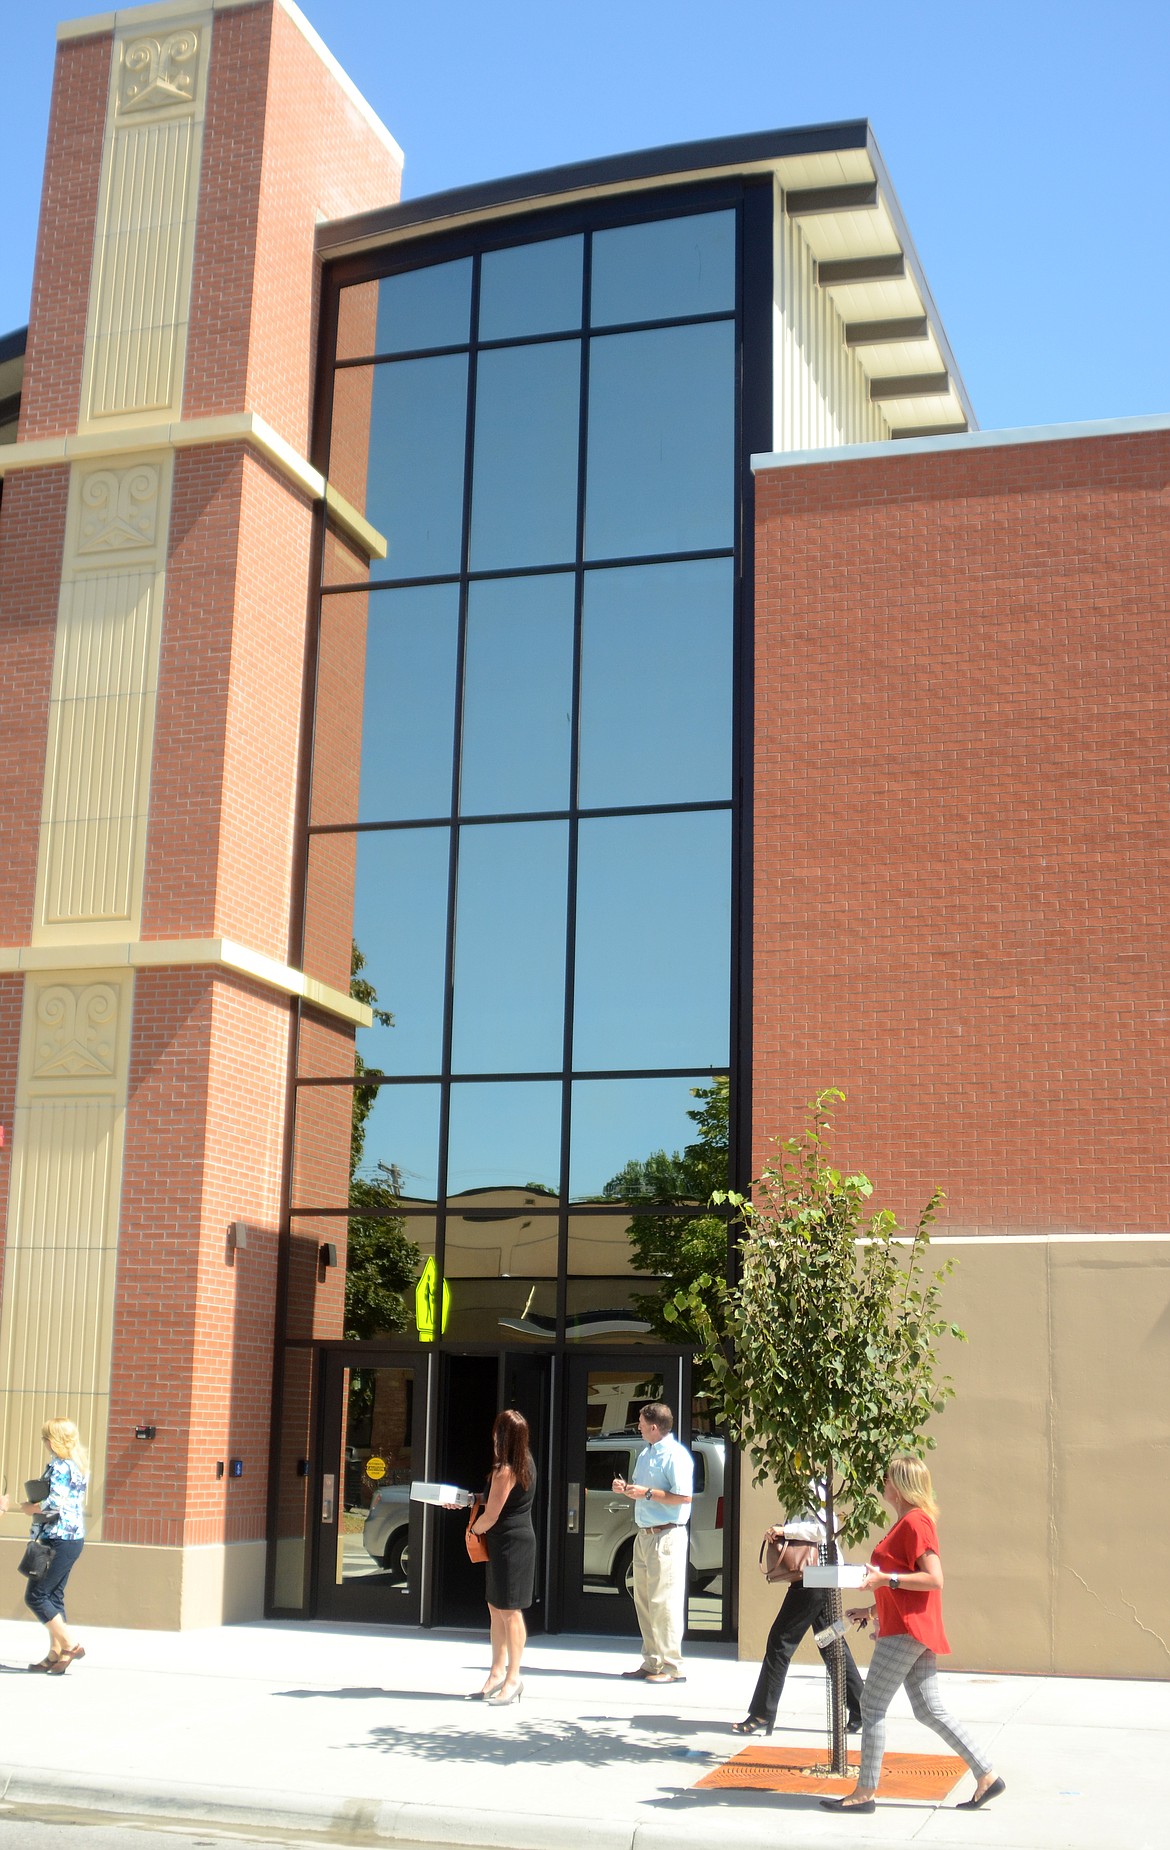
607, 1501, 627, 1514
321, 1472, 336, 1524
566, 1481, 581, 1533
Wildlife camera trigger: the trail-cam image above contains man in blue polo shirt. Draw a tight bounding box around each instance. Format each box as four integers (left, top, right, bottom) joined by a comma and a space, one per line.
612, 1401, 694, 1683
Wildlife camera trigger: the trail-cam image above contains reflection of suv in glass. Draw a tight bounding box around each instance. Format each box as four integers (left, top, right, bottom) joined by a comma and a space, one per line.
362, 1481, 413, 1580
584, 1433, 724, 1596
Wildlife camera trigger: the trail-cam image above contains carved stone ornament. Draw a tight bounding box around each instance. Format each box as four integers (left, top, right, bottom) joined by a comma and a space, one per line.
33, 984, 119, 1080
119, 28, 201, 113
76, 465, 160, 555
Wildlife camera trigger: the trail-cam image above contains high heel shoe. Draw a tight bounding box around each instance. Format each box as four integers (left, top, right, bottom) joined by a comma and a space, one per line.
486, 1680, 523, 1706
28, 1653, 60, 1672
46, 1644, 85, 1675
730, 1716, 773, 1736
464, 1679, 507, 1701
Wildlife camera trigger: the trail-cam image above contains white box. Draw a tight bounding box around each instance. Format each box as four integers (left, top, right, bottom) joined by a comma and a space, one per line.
409, 1481, 474, 1507
803, 1563, 869, 1588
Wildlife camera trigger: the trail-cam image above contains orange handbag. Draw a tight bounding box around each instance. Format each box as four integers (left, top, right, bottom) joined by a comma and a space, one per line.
465, 1500, 489, 1564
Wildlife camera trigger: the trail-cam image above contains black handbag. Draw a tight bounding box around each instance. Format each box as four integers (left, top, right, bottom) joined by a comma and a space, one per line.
17, 1535, 54, 1580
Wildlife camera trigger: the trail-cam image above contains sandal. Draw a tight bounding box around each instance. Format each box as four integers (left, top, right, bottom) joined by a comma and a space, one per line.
28, 1653, 60, 1672
46, 1644, 85, 1675
730, 1715, 774, 1736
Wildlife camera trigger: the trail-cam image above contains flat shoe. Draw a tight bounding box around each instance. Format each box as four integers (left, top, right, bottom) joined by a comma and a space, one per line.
644, 1671, 686, 1683
820, 1798, 876, 1814
621, 1666, 653, 1678
956, 1776, 1005, 1811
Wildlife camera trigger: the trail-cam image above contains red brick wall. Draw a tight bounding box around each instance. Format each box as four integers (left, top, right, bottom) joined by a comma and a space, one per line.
108, 969, 289, 1546
142, 443, 312, 960
0, 468, 68, 941
184, 0, 402, 451
19, 31, 111, 439
752, 431, 1170, 1236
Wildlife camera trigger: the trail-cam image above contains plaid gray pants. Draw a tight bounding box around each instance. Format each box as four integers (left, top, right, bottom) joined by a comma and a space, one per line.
859, 1635, 992, 1790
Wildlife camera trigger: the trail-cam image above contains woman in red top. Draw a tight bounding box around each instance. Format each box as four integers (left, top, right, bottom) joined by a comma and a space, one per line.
821, 1455, 1004, 1817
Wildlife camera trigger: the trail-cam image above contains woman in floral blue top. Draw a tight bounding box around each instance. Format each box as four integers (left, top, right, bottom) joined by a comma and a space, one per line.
19, 1418, 89, 1673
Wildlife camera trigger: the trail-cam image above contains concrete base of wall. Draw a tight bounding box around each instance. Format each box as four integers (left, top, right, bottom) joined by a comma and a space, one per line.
0, 1539, 267, 1630
738, 1238, 1170, 1680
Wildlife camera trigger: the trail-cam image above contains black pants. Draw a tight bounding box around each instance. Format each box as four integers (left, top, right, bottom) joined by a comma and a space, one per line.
748, 1580, 863, 1725
25, 1538, 84, 1624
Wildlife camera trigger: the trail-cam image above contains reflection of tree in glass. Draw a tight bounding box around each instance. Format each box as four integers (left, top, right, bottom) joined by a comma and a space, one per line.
347, 943, 421, 1344
603, 1079, 729, 1371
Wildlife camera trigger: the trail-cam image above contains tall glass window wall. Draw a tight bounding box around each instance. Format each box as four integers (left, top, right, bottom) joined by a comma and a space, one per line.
292, 195, 747, 1361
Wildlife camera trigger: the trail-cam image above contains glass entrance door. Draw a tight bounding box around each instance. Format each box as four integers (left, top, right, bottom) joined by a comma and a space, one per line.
560, 1352, 726, 1635
314, 1350, 429, 1621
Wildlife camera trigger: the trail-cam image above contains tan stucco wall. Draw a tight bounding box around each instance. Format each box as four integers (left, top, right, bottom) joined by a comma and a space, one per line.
738, 1239, 1170, 1679
0, 1538, 267, 1629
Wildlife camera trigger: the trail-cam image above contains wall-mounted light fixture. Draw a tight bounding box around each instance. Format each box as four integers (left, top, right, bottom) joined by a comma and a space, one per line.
319, 1242, 338, 1268
229, 1221, 249, 1250
134, 1425, 157, 1441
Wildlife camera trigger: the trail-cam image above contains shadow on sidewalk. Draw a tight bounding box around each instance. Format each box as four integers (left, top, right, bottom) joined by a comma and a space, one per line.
334, 1717, 722, 1768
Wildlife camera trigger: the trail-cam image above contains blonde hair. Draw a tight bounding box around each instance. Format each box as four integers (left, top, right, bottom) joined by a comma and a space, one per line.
43, 1418, 89, 1475
888, 1453, 938, 1518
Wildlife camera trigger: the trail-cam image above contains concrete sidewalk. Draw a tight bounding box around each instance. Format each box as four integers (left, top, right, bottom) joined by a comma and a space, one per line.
0, 1617, 1164, 1849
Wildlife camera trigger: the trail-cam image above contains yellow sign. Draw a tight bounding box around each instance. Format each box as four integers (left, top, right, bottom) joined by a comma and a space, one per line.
365, 1456, 387, 1481
415, 1256, 450, 1342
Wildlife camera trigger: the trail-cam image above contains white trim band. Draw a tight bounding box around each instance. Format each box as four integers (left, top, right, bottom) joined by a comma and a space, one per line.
752, 411, 1170, 473
0, 937, 371, 1027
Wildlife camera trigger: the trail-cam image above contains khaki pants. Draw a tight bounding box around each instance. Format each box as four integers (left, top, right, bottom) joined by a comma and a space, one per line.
632, 1524, 688, 1675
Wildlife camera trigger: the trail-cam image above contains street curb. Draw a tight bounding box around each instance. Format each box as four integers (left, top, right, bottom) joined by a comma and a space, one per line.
0, 1761, 735, 1850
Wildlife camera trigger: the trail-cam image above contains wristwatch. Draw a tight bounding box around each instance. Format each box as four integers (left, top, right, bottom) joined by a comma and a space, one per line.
888, 1573, 901, 1591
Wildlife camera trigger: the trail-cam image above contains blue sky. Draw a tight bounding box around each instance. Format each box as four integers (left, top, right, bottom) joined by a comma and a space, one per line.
1, 0, 1167, 431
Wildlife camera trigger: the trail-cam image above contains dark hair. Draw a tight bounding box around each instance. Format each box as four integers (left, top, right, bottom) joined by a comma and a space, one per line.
640, 1401, 674, 1434
492, 1408, 533, 1488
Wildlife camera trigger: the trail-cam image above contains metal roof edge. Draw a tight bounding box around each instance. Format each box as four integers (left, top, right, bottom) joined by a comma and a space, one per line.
315, 120, 872, 256
751, 411, 1170, 472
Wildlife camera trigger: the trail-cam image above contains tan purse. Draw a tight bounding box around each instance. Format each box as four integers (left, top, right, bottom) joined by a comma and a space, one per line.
759, 1527, 818, 1584
465, 1499, 489, 1565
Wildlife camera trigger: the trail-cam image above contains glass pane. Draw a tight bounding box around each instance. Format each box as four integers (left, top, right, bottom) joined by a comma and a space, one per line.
302, 831, 357, 1000
565, 1277, 662, 1343
444, 1276, 557, 1345
569, 1076, 728, 1202
375, 259, 472, 354
450, 822, 568, 1074
353, 827, 450, 1075
469, 341, 580, 571
291, 1082, 354, 1212
591, 210, 735, 326
316, 584, 458, 825
336, 279, 380, 363
272, 1346, 315, 1607
578, 559, 733, 807
577, 1366, 664, 1613
445, 1207, 559, 1279
446, 1080, 562, 1199
479, 235, 583, 340
585, 322, 734, 560
573, 811, 730, 1070
338, 1366, 419, 1590
345, 1216, 436, 1346
357, 1082, 442, 1206
364, 354, 469, 581
460, 575, 574, 814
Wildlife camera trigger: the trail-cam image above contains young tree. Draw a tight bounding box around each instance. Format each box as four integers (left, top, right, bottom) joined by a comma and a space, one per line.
665, 1089, 964, 1770
346, 944, 421, 1347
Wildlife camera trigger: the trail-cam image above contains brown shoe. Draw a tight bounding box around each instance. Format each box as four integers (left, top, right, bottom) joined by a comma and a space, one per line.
28, 1653, 60, 1672
46, 1644, 85, 1675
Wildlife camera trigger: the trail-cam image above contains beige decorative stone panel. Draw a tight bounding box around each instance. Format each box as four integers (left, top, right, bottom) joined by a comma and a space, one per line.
0, 969, 134, 1541
33, 455, 171, 944
80, 14, 211, 430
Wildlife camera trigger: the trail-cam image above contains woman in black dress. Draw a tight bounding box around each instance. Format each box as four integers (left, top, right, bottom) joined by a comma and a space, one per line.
467, 1408, 536, 1706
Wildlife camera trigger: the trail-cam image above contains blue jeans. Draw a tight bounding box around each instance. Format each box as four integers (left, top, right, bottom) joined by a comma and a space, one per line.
25, 1537, 84, 1624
